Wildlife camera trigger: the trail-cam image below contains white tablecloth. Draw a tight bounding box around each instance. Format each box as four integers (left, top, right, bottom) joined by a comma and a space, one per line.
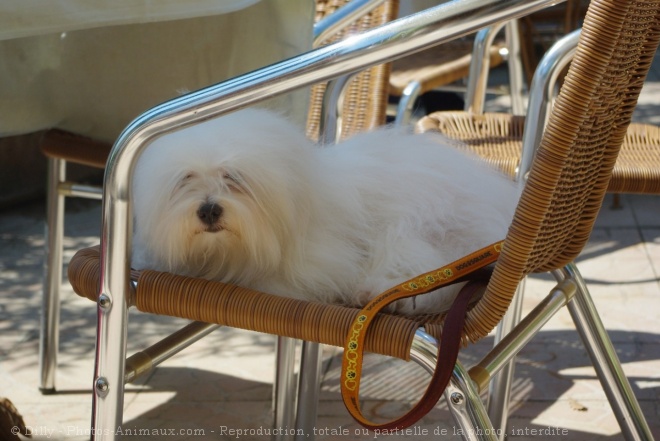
0, 0, 313, 140
0, 1, 261, 41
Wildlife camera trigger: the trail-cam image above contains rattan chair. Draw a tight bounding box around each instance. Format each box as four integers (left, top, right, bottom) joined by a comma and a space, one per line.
66, 0, 658, 439
418, 114, 660, 195
416, 21, 660, 436
416, 31, 660, 196
37, 0, 398, 396
312, 1, 512, 130
307, 0, 397, 142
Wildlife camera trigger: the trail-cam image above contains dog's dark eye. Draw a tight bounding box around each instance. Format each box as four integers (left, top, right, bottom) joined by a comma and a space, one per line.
174, 172, 196, 192
223, 172, 244, 191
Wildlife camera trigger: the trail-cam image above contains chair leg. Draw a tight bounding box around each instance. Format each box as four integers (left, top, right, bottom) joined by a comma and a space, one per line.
295, 341, 323, 441
504, 19, 526, 115
273, 336, 299, 441
486, 279, 525, 440
273, 339, 323, 441
446, 361, 500, 441
39, 157, 66, 394
560, 263, 654, 441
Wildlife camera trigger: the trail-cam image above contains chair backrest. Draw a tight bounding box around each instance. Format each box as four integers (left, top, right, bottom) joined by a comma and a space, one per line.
306, 0, 399, 141
460, 0, 660, 342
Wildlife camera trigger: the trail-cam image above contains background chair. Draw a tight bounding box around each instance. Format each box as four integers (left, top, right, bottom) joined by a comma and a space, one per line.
307, 0, 398, 142
66, 0, 659, 438
310, 0, 516, 137
517, 0, 589, 86
416, 32, 660, 195
388, 30, 507, 124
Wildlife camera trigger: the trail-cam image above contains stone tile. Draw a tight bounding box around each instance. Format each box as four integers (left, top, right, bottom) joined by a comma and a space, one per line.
629, 194, 660, 227
640, 228, 660, 280
634, 82, 660, 125
508, 399, 660, 440
123, 395, 274, 440
511, 340, 660, 401
593, 194, 638, 228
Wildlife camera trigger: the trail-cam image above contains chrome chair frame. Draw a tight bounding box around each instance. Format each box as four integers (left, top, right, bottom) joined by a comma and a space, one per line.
40, 154, 103, 393
82, 1, 652, 440
464, 19, 526, 116
394, 19, 525, 126
479, 29, 580, 438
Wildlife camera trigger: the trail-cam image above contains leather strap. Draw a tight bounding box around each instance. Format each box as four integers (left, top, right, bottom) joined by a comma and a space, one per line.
341, 241, 503, 430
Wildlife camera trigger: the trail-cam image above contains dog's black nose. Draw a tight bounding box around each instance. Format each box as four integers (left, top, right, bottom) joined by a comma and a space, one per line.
197, 202, 223, 226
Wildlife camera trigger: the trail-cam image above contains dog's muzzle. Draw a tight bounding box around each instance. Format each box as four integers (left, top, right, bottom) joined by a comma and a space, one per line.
197, 202, 223, 230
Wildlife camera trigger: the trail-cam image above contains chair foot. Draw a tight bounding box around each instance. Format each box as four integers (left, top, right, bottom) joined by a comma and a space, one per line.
38, 387, 57, 395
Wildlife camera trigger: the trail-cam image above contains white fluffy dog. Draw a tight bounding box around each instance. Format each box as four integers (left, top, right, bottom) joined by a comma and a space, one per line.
132, 108, 520, 315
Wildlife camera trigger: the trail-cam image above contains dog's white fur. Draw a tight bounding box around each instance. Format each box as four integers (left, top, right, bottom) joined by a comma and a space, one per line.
132, 108, 520, 314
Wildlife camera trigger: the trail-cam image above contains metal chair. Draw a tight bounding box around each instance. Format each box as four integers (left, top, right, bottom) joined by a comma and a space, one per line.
65, 0, 659, 439
39, 130, 110, 394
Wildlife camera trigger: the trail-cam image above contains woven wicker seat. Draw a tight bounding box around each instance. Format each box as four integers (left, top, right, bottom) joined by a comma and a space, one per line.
66, 0, 658, 438
417, 113, 526, 178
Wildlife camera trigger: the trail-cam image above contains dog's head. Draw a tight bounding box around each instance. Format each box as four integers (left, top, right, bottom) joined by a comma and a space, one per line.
131, 109, 315, 285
